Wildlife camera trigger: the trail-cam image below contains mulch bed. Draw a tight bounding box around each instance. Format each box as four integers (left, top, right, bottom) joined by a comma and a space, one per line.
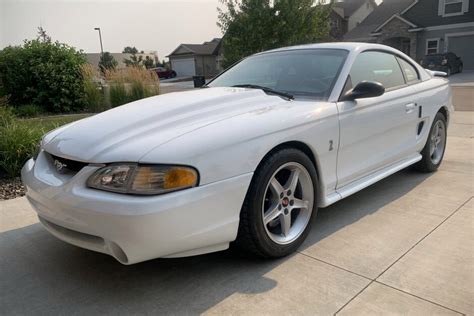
0, 177, 26, 200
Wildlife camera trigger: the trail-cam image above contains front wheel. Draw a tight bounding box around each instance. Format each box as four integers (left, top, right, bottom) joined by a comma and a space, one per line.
415, 112, 447, 172
235, 148, 318, 258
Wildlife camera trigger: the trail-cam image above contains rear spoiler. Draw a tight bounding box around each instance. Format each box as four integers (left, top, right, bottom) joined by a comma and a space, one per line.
425, 69, 447, 77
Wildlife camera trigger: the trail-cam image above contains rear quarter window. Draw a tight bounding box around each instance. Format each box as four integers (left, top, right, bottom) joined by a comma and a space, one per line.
397, 58, 419, 83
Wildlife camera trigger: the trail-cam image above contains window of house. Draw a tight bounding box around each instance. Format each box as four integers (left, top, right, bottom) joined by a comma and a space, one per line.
397, 58, 419, 83
426, 39, 439, 55
348, 51, 406, 90
440, 0, 468, 17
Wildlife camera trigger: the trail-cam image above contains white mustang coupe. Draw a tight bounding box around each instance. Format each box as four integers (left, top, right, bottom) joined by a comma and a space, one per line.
22, 43, 452, 264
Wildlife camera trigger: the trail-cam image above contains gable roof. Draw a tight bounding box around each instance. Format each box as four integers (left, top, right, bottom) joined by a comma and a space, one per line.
333, 0, 376, 18
168, 38, 221, 57
344, 0, 415, 40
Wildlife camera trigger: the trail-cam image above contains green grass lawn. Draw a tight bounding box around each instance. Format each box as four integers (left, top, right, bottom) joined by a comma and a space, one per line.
19, 113, 91, 130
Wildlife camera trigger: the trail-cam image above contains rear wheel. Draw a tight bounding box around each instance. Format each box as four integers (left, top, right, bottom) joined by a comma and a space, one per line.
459, 64, 463, 73
235, 148, 318, 258
447, 67, 452, 76
415, 112, 447, 172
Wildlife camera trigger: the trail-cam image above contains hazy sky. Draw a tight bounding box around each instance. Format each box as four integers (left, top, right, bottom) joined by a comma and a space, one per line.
0, 0, 223, 59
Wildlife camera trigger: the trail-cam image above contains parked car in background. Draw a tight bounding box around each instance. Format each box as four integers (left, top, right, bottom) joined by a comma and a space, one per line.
22, 43, 452, 265
152, 67, 177, 79
420, 52, 463, 76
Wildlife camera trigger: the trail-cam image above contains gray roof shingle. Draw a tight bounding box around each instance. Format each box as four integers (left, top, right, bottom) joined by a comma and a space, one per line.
344, 0, 415, 41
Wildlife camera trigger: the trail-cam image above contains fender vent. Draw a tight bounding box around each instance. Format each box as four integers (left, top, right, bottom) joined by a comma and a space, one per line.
417, 121, 424, 135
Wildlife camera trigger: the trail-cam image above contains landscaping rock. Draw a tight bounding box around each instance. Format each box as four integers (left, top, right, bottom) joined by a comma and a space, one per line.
0, 178, 25, 200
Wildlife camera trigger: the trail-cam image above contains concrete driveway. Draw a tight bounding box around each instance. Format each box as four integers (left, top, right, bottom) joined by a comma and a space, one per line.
1, 112, 473, 315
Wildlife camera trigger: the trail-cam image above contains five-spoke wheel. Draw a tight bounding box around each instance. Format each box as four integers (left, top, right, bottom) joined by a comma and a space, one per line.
262, 162, 314, 245
235, 148, 318, 258
416, 112, 447, 172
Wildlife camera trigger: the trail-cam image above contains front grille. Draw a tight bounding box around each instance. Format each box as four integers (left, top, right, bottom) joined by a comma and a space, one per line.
50, 154, 88, 174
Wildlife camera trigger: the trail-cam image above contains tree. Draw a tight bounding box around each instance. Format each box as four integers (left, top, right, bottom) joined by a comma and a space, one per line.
99, 52, 118, 73
37, 26, 51, 43
217, 0, 331, 68
143, 56, 155, 69
122, 46, 138, 54
123, 53, 143, 67
0, 39, 87, 112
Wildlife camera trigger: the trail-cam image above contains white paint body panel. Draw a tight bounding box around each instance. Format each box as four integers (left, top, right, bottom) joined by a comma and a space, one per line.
22, 43, 453, 264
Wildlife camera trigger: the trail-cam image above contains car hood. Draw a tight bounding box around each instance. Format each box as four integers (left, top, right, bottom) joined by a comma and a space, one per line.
42, 87, 289, 162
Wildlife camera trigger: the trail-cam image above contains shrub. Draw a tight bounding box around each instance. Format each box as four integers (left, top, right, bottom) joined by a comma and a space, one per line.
0, 121, 45, 178
13, 104, 44, 118
0, 97, 15, 127
81, 64, 105, 112
105, 67, 159, 107
0, 39, 87, 113
109, 83, 129, 108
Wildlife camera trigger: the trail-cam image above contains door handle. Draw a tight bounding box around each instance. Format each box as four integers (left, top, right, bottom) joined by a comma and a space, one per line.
405, 103, 417, 113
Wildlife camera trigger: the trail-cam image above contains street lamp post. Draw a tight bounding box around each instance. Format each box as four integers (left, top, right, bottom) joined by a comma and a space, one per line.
94, 27, 104, 55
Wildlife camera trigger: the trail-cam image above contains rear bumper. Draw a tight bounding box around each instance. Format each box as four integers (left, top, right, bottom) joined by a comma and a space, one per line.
21, 153, 252, 264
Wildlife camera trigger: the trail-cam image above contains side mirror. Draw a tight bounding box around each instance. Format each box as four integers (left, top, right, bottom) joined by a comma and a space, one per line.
341, 81, 385, 101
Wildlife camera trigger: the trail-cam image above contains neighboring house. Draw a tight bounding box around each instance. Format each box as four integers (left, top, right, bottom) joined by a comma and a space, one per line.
344, 0, 474, 69
329, 0, 378, 40
86, 52, 158, 69
167, 38, 222, 77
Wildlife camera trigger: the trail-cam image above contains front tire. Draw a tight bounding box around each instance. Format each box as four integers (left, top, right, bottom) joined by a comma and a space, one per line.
235, 148, 318, 258
415, 112, 447, 172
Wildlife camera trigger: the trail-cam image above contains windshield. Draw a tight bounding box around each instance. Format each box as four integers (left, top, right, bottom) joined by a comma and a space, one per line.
208, 49, 348, 100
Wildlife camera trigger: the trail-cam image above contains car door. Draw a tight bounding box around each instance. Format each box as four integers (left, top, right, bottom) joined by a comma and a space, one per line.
336, 50, 419, 188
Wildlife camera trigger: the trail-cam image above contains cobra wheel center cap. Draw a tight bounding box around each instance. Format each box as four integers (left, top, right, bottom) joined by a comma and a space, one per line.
282, 197, 289, 207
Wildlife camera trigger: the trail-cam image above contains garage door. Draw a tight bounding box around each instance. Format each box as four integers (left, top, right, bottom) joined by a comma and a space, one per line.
171, 58, 196, 77
448, 34, 474, 70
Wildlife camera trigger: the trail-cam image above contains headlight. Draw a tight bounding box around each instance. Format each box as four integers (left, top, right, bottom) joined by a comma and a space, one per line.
87, 164, 199, 195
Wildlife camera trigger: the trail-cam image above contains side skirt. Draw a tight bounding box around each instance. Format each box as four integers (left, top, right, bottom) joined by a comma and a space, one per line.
320, 153, 422, 208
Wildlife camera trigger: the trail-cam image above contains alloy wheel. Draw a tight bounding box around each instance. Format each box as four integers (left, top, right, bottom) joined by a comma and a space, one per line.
261, 162, 314, 245
430, 119, 446, 165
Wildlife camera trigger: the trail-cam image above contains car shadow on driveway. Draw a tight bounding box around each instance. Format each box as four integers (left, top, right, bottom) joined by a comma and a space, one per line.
0, 168, 433, 315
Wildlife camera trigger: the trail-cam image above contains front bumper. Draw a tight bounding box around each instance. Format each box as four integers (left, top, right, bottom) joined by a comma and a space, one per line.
21, 152, 252, 264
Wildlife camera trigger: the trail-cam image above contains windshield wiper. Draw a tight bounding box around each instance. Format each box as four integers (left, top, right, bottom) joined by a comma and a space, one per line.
232, 84, 294, 100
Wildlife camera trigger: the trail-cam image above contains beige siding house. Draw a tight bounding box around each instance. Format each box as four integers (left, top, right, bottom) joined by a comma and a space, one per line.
167, 38, 222, 77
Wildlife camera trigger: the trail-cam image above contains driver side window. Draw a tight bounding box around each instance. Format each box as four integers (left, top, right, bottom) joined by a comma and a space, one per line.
349, 51, 406, 90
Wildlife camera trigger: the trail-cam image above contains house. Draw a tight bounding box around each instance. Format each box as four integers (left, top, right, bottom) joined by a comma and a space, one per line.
86, 52, 158, 69
344, 0, 474, 69
167, 38, 222, 77
329, 0, 378, 40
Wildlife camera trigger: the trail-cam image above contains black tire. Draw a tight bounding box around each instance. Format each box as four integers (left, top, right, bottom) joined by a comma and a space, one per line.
459, 64, 463, 73
171, 71, 177, 78
234, 148, 318, 258
415, 112, 447, 173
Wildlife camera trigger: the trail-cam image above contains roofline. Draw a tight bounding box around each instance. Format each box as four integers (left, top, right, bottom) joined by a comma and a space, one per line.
373, 14, 417, 33
400, 0, 419, 15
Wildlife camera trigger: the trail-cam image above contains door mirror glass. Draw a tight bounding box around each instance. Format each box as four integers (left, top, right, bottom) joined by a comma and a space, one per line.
342, 81, 385, 101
